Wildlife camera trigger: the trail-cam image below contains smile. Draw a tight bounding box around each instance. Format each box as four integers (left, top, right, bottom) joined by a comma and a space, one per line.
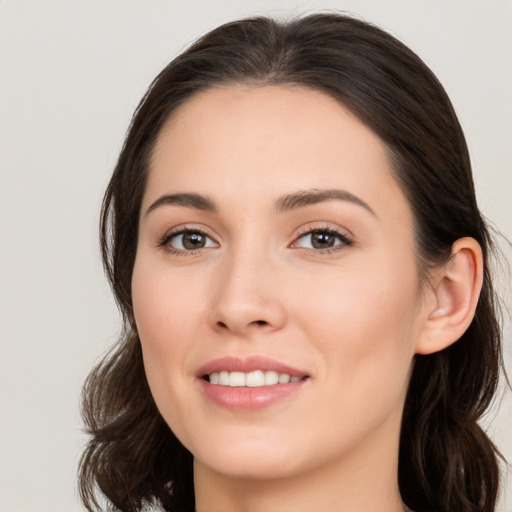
207, 370, 303, 387
197, 357, 311, 410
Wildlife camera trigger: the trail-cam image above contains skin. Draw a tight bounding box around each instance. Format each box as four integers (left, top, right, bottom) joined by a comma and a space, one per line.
131, 85, 482, 512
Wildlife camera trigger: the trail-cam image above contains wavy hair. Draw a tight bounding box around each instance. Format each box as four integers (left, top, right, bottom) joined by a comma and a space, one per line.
79, 12, 505, 512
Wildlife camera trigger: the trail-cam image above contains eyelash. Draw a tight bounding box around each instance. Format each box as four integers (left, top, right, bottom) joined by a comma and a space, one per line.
158, 226, 216, 256
157, 225, 354, 256
291, 225, 354, 254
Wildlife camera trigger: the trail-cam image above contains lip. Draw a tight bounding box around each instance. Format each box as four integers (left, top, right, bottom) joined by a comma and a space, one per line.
197, 356, 309, 378
197, 356, 310, 411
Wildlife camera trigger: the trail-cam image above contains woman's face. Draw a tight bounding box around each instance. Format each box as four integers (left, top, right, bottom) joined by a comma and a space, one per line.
132, 85, 431, 481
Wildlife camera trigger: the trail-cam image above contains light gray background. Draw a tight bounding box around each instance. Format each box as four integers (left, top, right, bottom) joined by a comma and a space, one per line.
1, 1, 510, 511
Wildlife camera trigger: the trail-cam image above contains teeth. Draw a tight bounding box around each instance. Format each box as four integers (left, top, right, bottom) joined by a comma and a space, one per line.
246, 370, 264, 387
229, 371, 246, 387
278, 373, 291, 383
264, 370, 279, 385
208, 370, 303, 387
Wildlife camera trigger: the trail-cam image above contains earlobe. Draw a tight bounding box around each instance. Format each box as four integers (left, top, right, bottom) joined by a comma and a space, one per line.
415, 237, 483, 355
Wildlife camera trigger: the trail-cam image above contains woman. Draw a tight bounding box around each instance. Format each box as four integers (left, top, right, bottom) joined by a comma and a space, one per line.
79, 12, 505, 512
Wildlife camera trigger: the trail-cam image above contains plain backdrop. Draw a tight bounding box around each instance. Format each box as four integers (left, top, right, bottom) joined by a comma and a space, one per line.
0, 1, 510, 511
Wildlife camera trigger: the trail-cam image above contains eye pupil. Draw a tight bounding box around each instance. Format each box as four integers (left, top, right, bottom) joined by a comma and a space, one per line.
183, 232, 206, 250
311, 232, 335, 249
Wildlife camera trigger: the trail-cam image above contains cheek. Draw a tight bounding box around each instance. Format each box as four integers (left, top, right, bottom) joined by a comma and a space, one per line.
291, 258, 420, 389
131, 258, 200, 396
131, 258, 210, 444
294, 268, 420, 449
132, 258, 202, 348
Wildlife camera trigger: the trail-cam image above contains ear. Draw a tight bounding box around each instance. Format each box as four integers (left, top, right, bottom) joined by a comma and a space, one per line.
415, 237, 484, 355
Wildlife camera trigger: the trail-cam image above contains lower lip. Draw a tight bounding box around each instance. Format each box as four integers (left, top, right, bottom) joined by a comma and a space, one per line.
199, 379, 308, 411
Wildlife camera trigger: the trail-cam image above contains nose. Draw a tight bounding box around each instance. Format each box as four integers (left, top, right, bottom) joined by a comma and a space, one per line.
208, 249, 287, 336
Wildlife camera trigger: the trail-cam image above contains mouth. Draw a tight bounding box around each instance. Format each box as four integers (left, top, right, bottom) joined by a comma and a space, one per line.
204, 370, 306, 387
197, 356, 311, 410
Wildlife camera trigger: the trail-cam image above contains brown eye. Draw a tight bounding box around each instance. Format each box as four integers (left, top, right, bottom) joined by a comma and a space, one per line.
310, 232, 337, 249
182, 232, 207, 249
293, 229, 352, 251
165, 230, 218, 251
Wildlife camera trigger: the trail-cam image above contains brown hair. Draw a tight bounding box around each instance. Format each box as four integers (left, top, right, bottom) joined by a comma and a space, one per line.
79, 12, 505, 512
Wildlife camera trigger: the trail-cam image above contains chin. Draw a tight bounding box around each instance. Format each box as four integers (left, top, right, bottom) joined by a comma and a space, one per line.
191, 432, 303, 480
197, 453, 298, 481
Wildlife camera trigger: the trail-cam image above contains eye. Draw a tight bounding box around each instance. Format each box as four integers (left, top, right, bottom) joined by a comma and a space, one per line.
160, 229, 218, 252
292, 228, 352, 251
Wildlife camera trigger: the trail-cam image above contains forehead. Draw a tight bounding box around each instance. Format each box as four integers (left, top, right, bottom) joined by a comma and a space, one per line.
145, 84, 409, 221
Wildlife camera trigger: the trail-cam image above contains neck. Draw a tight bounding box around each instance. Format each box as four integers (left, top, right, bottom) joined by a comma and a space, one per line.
193, 417, 405, 512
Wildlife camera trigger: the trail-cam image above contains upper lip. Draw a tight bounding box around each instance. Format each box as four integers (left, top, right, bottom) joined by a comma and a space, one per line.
197, 356, 309, 378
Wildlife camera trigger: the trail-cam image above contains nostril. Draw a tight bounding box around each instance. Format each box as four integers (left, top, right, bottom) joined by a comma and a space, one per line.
214, 319, 270, 331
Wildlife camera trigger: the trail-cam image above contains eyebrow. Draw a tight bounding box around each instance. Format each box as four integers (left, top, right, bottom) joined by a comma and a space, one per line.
145, 188, 375, 217
274, 188, 376, 216
146, 193, 217, 215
